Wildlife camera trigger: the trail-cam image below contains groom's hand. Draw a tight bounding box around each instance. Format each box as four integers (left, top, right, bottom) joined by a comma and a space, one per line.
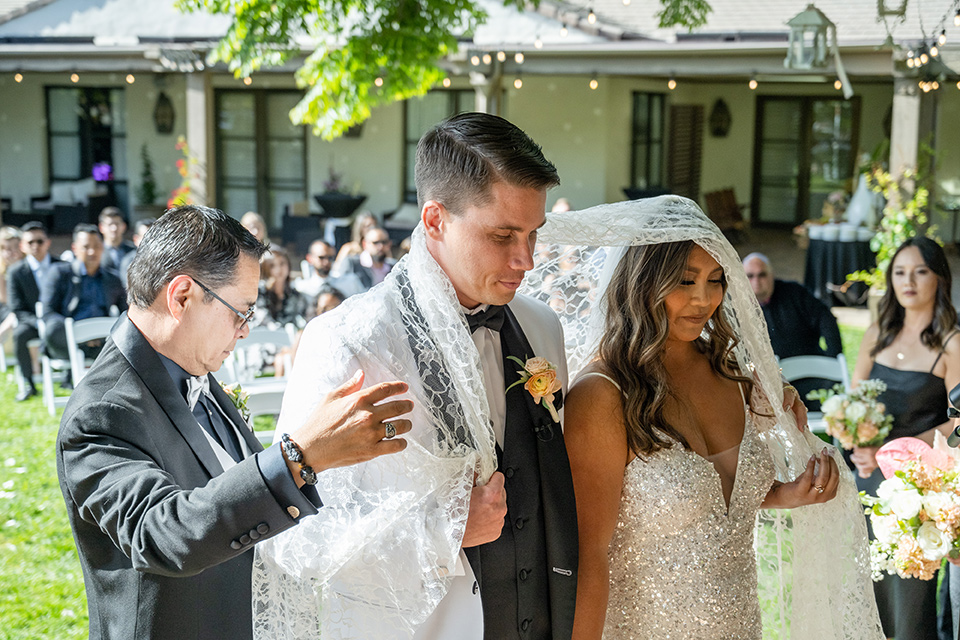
288, 370, 413, 482
462, 471, 508, 548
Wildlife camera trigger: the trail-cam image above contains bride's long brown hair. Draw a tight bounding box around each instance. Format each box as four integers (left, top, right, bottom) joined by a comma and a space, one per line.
597, 241, 751, 457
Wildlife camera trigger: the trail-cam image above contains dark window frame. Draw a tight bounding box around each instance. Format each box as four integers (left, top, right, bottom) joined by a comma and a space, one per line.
630, 91, 666, 190
401, 90, 476, 203
214, 88, 308, 223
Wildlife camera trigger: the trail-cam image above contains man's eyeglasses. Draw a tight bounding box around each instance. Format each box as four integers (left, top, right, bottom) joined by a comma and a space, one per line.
949, 407, 960, 419
192, 278, 256, 328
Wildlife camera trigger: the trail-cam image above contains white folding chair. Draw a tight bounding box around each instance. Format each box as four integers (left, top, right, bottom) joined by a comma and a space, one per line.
779, 353, 850, 433
227, 326, 295, 383
37, 302, 71, 416
65, 316, 116, 387
241, 380, 287, 446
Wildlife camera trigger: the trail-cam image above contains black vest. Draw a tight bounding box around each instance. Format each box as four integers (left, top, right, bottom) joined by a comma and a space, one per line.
466, 307, 567, 640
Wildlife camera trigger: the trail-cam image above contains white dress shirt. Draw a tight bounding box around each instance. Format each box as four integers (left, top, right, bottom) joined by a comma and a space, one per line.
464, 304, 506, 448
26, 253, 52, 289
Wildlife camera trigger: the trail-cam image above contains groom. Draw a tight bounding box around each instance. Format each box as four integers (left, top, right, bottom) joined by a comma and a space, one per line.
418, 112, 577, 639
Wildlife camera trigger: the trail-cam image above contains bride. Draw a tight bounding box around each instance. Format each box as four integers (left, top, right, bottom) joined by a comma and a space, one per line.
522, 196, 883, 639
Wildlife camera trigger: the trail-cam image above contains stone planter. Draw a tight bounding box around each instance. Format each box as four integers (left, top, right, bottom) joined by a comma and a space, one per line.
313, 193, 367, 219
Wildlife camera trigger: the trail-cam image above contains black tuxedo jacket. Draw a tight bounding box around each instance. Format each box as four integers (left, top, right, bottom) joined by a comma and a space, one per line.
7, 256, 61, 322
40, 260, 126, 322
56, 316, 318, 639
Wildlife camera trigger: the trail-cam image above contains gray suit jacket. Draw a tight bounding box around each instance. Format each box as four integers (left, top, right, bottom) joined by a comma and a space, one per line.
56, 316, 317, 639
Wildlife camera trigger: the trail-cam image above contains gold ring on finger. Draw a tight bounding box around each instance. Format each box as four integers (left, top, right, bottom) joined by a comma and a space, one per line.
384, 422, 397, 439
814, 485, 824, 494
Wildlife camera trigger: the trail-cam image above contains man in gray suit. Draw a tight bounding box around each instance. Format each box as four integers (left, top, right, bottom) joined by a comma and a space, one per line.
56, 205, 413, 640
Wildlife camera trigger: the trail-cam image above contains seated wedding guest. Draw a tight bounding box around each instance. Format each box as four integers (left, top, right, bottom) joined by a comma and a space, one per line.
743, 252, 843, 409
118, 217, 156, 287
40, 223, 126, 361
7, 222, 59, 401
255, 248, 309, 330
293, 240, 363, 301
241, 211, 281, 251
0, 226, 24, 339
850, 236, 960, 640
332, 210, 377, 273
340, 226, 396, 291
98, 207, 136, 279
56, 204, 412, 640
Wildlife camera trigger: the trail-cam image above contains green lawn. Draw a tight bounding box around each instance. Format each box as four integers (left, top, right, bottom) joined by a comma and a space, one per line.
0, 325, 867, 638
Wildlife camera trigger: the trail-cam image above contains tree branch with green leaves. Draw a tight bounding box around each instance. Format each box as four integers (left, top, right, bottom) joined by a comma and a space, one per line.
177, 0, 711, 139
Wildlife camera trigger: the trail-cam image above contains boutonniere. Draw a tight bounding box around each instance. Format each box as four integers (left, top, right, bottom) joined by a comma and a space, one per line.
506, 356, 562, 423
220, 381, 251, 424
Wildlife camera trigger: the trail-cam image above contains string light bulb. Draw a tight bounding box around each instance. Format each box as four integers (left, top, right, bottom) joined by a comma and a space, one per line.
374, 76, 383, 87
534, 35, 543, 49
560, 26, 568, 37
514, 76, 523, 89
931, 45, 939, 57
940, 30, 947, 46
515, 52, 524, 64
623, 0, 631, 5
587, 7, 597, 24
589, 75, 599, 90
70, 73, 79, 83
834, 79, 842, 90
955, 9, 960, 27
243, 76, 252, 85
125, 74, 135, 84
920, 52, 929, 64
482, 53, 492, 64
667, 77, 677, 90
442, 77, 451, 88
497, 51, 506, 63
933, 80, 940, 90
470, 55, 480, 66
748, 76, 758, 90
907, 57, 916, 68
14, 73, 23, 83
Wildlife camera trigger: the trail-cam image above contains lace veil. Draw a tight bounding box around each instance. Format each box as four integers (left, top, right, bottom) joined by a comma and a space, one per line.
251, 223, 497, 639
521, 196, 883, 639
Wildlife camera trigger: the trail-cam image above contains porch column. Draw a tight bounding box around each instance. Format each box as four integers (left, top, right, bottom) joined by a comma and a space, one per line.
185, 71, 213, 207
889, 76, 937, 175
470, 60, 503, 115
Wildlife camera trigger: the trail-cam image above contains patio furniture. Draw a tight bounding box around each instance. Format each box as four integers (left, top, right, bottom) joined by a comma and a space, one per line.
779, 353, 850, 434
704, 189, 748, 242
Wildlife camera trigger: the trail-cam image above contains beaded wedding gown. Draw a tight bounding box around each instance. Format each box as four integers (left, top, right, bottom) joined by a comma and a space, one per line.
601, 382, 775, 639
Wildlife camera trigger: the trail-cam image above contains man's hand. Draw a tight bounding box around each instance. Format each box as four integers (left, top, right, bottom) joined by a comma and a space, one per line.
783, 384, 808, 432
289, 371, 413, 481
462, 471, 508, 548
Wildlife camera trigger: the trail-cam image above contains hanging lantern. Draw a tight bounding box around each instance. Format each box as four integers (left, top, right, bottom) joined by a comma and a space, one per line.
784, 4, 833, 70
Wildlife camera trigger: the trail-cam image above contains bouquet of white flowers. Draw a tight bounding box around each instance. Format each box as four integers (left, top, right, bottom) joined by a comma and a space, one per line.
862, 433, 960, 581
807, 379, 894, 449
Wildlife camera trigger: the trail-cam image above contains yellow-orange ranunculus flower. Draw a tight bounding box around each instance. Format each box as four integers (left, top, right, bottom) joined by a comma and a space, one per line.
525, 369, 561, 404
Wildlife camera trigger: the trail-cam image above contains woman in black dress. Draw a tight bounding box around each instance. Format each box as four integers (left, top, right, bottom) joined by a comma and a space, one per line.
852, 237, 960, 640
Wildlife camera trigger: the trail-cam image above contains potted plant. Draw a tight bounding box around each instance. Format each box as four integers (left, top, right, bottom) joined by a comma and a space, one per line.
314, 166, 366, 218
134, 144, 166, 217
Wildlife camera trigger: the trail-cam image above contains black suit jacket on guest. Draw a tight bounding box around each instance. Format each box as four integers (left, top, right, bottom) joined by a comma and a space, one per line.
56, 316, 319, 640
7, 256, 62, 322
40, 260, 127, 322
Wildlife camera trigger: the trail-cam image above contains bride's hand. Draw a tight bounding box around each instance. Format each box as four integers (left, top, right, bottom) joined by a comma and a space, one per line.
762, 449, 839, 509
850, 445, 880, 479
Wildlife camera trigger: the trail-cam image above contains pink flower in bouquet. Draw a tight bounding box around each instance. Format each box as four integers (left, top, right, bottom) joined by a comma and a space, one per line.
857, 421, 879, 443
893, 535, 940, 580
876, 437, 952, 480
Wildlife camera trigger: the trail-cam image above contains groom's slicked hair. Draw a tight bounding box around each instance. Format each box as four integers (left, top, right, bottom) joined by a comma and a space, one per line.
415, 112, 559, 214
126, 204, 267, 309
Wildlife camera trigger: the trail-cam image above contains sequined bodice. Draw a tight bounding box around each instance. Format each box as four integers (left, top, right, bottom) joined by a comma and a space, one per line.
603, 412, 776, 639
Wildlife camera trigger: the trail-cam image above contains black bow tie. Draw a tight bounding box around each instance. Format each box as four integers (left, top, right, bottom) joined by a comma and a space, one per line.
466, 305, 506, 334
